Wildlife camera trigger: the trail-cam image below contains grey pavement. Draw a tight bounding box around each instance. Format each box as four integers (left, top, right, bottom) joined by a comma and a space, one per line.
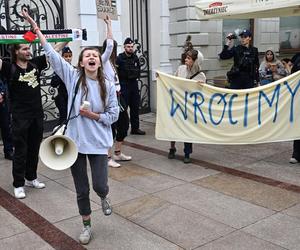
1, 112, 300, 249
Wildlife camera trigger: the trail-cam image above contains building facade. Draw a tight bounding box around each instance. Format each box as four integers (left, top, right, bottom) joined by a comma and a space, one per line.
1, 0, 299, 117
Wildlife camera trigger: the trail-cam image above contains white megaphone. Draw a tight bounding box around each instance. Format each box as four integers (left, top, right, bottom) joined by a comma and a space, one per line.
39, 125, 78, 170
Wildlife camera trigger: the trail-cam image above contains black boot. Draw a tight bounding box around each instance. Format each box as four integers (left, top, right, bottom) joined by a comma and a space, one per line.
168, 148, 176, 159
183, 154, 191, 164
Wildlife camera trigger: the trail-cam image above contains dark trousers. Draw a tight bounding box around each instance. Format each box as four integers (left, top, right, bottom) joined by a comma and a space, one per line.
112, 109, 129, 142
292, 140, 300, 161
0, 103, 13, 154
121, 81, 140, 130
171, 142, 193, 155
54, 95, 68, 124
184, 143, 193, 155
12, 117, 43, 187
71, 153, 109, 216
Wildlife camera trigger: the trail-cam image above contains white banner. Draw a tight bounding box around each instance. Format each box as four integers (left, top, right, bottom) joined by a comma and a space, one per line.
195, 0, 300, 19
155, 70, 300, 144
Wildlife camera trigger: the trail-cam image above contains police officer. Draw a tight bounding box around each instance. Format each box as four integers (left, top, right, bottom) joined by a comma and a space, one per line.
0, 77, 14, 160
219, 29, 259, 89
116, 37, 146, 135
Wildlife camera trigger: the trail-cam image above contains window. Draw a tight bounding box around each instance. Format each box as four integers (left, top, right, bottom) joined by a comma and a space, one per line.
222, 19, 251, 46
280, 16, 300, 51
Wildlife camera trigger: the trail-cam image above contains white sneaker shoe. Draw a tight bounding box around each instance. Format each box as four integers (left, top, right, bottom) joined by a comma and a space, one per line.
113, 153, 132, 161
25, 179, 45, 189
14, 187, 26, 199
79, 225, 92, 245
108, 158, 121, 168
289, 157, 299, 164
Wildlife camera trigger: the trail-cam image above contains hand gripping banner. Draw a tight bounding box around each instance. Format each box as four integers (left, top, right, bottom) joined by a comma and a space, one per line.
0, 29, 87, 44
155, 70, 300, 145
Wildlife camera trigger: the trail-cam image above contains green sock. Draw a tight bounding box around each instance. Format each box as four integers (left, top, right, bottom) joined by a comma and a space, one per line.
83, 219, 91, 227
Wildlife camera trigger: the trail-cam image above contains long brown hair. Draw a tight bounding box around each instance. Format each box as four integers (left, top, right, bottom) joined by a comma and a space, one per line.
77, 47, 107, 106
102, 39, 118, 66
10, 44, 22, 63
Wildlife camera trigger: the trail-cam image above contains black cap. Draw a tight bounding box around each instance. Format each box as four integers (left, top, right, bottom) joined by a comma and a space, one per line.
123, 37, 134, 45
239, 29, 252, 37
62, 46, 72, 55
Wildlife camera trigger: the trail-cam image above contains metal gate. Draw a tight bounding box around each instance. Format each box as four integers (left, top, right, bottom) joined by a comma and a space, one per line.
129, 0, 151, 113
0, 0, 64, 131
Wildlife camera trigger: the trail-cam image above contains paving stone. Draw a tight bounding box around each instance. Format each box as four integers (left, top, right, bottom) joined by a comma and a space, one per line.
38, 161, 72, 180
155, 183, 275, 228
193, 173, 300, 211
124, 203, 234, 249
0, 231, 54, 250
110, 162, 185, 193
137, 156, 219, 182
243, 213, 300, 250
21, 180, 99, 223
282, 203, 300, 220
114, 195, 170, 222
195, 231, 285, 250
55, 211, 181, 250
0, 207, 28, 239
238, 160, 300, 186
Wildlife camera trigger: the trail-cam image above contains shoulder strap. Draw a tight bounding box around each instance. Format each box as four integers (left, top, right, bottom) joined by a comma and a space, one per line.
190, 71, 200, 79
62, 79, 80, 134
52, 79, 80, 135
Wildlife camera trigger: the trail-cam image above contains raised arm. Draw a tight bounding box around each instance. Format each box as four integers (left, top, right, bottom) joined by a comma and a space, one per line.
101, 15, 114, 63
21, 8, 46, 46
54, 42, 69, 52
104, 15, 112, 40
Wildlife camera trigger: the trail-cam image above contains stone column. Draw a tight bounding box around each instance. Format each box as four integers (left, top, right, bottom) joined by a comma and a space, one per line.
160, 1, 173, 74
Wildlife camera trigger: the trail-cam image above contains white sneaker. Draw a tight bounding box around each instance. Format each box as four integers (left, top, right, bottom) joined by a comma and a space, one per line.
79, 225, 92, 245
113, 153, 132, 161
108, 158, 121, 168
14, 187, 26, 199
25, 179, 45, 189
289, 157, 299, 164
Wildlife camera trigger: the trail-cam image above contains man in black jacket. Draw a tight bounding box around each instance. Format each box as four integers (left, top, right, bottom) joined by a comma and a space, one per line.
219, 29, 259, 89
116, 37, 145, 135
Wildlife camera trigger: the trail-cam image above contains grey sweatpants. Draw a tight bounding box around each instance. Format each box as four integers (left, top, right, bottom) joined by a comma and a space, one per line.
71, 153, 109, 216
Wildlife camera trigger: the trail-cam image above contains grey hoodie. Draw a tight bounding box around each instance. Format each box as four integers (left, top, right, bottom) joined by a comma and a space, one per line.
44, 42, 119, 154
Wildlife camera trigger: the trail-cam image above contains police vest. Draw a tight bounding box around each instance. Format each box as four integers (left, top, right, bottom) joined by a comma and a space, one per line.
118, 53, 140, 81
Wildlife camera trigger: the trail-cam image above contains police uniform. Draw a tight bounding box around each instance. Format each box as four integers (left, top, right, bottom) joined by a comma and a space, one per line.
219, 30, 259, 89
116, 38, 145, 134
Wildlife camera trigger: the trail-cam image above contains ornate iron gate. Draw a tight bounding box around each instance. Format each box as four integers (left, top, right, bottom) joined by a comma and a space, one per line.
0, 0, 64, 131
129, 0, 151, 113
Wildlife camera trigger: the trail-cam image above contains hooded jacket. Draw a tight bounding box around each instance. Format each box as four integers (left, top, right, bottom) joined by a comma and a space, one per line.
259, 49, 286, 81
175, 50, 206, 82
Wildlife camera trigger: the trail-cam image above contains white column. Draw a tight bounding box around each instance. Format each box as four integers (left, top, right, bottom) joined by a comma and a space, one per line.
160, 0, 173, 74
78, 0, 99, 47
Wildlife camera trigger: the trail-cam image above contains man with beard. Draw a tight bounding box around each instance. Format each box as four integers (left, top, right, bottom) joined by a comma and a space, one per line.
0, 41, 65, 199
116, 37, 145, 135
